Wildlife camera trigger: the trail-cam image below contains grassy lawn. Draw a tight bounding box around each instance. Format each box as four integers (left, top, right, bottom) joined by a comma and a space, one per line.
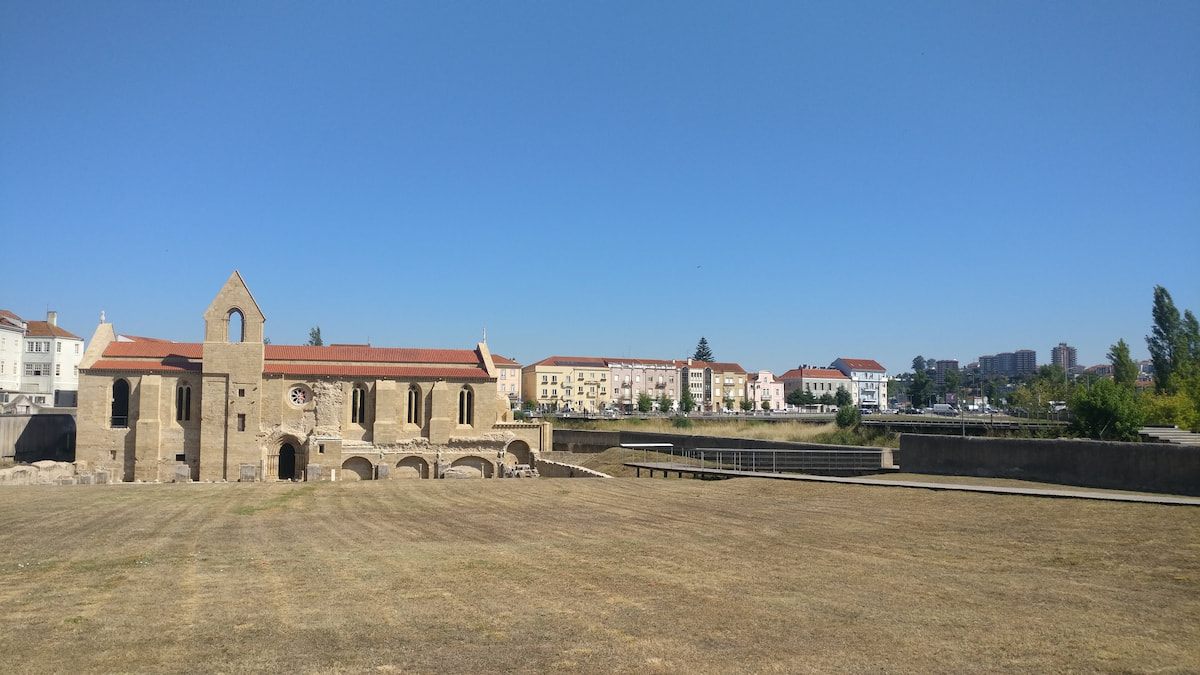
1, 479, 1197, 673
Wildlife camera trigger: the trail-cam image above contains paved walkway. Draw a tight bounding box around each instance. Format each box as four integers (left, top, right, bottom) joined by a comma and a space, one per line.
624, 461, 1200, 506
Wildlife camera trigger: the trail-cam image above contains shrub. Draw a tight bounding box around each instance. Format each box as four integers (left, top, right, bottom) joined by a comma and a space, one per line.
672, 416, 693, 429
835, 406, 861, 428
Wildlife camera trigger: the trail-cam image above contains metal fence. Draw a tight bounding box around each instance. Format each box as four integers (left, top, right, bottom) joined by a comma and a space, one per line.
623, 443, 883, 474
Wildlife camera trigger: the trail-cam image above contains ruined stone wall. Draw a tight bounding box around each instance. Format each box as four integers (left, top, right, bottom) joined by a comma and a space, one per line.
76, 371, 139, 481
0, 461, 110, 486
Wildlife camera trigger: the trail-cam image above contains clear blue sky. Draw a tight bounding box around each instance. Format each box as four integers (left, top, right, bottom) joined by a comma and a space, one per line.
3, 1, 1197, 374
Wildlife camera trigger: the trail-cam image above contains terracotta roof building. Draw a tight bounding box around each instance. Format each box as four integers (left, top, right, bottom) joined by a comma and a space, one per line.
77, 271, 546, 483
0, 309, 85, 408
830, 358, 889, 410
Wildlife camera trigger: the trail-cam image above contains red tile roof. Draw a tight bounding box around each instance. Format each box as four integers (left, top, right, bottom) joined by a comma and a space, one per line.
528, 356, 610, 368
265, 345, 481, 365
492, 355, 520, 366
25, 321, 81, 340
779, 368, 849, 380
104, 342, 203, 358
672, 359, 747, 373
87, 358, 202, 373
603, 357, 677, 367
265, 364, 490, 379
91, 339, 487, 377
834, 358, 886, 372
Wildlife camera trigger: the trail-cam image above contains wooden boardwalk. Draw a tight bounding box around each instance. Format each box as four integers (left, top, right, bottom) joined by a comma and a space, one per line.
624, 461, 1200, 506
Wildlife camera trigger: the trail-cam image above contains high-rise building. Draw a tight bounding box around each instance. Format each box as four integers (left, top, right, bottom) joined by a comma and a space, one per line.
1051, 343, 1077, 371
979, 349, 1037, 377
934, 359, 959, 387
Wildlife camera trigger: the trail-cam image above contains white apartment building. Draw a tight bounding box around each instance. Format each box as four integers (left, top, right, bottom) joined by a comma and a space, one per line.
830, 357, 888, 410
0, 310, 86, 408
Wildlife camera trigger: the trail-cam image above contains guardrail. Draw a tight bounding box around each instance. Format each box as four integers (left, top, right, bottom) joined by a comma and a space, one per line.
622, 443, 884, 474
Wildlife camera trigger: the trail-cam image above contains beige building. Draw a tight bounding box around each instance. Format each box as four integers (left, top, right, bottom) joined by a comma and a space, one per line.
522, 356, 610, 413
677, 359, 748, 412
492, 354, 522, 409
608, 358, 678, 411
779, 367, 852, 400
76, 272, 547, 482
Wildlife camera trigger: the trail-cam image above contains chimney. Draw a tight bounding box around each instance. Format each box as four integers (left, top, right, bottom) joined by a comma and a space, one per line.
47, 311, 57, 327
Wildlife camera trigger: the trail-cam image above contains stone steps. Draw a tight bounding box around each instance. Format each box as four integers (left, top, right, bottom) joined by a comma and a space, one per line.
1140, 427, 1200, 446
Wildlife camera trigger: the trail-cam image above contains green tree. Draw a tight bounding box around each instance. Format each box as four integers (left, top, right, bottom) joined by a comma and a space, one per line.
912, 355, 926, 373
722, 396, 734, 411
307, 326, 324, 346
761, 400, 771, 412
818, 392, 835, 406
739, 398, 754, 412
908, 370, 934, 408
1147, 286, 1188, 393
1069, 377, 1144, 441
835, 405, 861, 428
834, 386, 853, 407
679, 388, 696, 413
657, 394, 674, 414
787, 388, 816, 406
944, 368, 962, 401
691, 337, 714, 362
1142, 391, 1199, 431
1109, 338, 1138, 388
984, 379, 998, 407
636, 392, 654, 413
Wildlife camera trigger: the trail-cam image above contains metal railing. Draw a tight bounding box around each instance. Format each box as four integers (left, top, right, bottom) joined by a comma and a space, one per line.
624, 443, 883, 474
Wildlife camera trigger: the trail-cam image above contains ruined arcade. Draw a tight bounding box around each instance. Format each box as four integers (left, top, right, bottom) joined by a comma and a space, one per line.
75, 272, 547, 482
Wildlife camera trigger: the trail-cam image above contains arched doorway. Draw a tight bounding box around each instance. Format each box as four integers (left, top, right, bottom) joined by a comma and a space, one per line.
395, 456, 429, 479
506, 440, 532, 465
279, 443, 297, 480
341, 457, 374, 481
448, 456, 493, 478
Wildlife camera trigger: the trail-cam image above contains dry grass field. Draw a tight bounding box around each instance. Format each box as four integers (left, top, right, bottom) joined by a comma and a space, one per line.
1, 477, 1198, 674
555, 418, 846, 443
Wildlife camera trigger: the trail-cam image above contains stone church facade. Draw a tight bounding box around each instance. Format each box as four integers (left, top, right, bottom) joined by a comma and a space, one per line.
76, 271, 548, 482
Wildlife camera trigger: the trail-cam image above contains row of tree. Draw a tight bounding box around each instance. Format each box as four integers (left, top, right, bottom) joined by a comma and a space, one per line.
1037, 286, 1197, 440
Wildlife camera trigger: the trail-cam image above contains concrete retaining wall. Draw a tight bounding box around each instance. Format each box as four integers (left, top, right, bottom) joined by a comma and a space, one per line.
553, 428, 879, 455
534, 459, 610, 478
553, 429, 622, 453
0, 414, 76, 463
899, 434, 1200, 496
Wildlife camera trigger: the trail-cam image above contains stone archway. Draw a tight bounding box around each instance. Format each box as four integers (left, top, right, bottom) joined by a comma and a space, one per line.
267, 436, 305, 481
447, 456, 494, 479
278, 443, 297, 480
505, 440, 532, 465
341, 456, 374, 481
395, 456, 429, 479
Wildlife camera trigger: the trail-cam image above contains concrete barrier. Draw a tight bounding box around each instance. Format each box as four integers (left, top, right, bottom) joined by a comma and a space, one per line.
899, 434, 1200, 496
534, 459, 610, 478
1, 414, 76, 463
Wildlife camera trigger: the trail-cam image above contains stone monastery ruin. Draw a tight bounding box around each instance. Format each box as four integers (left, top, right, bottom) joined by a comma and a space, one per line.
76, 271, 548, 482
